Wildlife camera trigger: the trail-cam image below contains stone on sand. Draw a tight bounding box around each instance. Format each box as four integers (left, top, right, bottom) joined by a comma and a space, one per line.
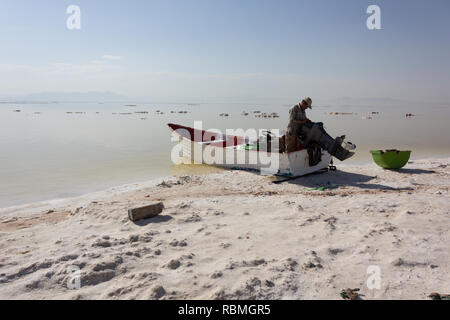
128, 202, 164, 221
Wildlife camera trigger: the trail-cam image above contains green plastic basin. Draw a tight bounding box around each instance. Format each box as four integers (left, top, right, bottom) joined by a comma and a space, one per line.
370, 150, 411, 169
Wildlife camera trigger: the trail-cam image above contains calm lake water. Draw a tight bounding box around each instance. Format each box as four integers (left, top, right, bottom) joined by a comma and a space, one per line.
1, 101, 449, 208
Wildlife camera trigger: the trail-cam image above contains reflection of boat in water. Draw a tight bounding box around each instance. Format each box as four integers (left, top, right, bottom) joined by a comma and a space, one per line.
168, 122, 355, 177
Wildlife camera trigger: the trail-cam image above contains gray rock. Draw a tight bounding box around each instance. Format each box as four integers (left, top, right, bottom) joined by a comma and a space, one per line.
167, 259, 181, 270
211, 271, 223, 279
151, 286, 166, 299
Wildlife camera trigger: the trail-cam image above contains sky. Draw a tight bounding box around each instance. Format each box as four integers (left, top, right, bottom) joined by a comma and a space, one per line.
0, 0, 449, 104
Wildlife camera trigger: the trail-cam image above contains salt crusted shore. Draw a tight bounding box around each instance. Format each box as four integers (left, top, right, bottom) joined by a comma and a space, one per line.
0, 158, 449, 299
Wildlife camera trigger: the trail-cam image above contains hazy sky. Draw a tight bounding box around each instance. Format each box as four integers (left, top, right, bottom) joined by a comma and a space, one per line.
0, 0, 449, 103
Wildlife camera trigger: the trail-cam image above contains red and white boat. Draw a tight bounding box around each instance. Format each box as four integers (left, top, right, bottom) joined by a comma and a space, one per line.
168, 123, 334, 177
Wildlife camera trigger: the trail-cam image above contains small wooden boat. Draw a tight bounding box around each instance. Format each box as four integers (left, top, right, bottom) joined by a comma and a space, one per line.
168, 123, 333, 177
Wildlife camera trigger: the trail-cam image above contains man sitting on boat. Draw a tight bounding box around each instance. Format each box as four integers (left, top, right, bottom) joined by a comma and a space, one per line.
285, 97, 312, 152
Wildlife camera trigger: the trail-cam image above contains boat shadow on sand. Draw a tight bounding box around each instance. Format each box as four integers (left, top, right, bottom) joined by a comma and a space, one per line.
280, 170, 415, 191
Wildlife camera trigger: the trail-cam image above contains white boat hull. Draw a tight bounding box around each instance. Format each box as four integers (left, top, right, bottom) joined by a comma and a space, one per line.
177, 136, 331, 177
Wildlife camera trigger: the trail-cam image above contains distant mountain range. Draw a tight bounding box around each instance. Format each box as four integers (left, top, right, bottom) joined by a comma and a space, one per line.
0, 91, 129, 102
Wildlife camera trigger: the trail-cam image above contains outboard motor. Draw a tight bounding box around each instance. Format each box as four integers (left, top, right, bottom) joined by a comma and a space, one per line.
300, 122, 355, 161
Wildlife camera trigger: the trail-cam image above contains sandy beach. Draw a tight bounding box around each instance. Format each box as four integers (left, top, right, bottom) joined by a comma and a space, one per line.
0, 157, 448, 300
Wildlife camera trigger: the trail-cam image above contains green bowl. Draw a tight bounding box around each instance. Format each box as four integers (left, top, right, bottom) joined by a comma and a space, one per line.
370, 150, 411, 169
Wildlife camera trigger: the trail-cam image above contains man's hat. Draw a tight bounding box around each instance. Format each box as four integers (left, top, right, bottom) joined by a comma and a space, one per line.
303, 97, 312, 109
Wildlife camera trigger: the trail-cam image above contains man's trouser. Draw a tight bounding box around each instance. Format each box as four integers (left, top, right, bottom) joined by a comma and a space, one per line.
285, 132, 301, 153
